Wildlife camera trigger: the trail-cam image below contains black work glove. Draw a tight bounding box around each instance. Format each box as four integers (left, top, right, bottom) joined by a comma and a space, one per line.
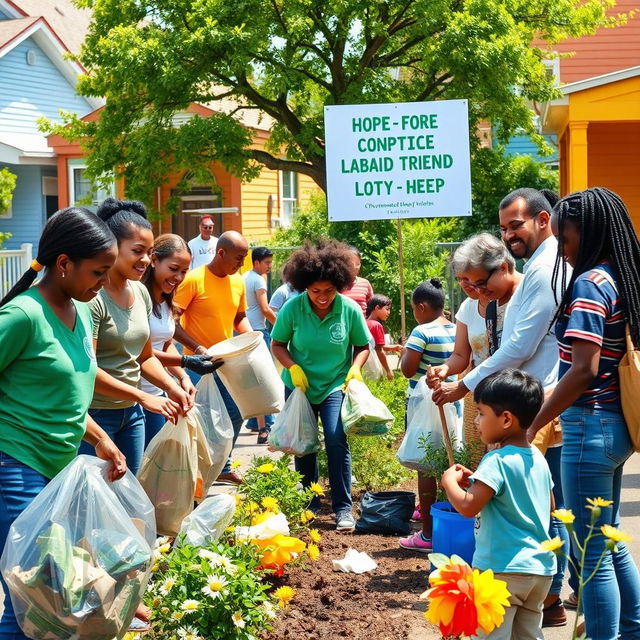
181, 355, 224, 375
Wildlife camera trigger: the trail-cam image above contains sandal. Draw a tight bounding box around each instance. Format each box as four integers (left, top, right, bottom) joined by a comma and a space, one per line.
257, 430, 269, 444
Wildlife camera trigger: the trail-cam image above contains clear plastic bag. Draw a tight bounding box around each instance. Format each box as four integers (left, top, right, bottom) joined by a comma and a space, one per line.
341, 379, 394, 436
178, 494, 236, 547
138, 412, 210, 536
362, 346, 385, 381
0, 456, 154, 640
268, 388, 320, 457
397, 379, 461, 472
195, 375, 234, 488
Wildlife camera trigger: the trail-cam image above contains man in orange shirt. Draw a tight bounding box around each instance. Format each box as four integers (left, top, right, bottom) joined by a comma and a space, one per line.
174, 231, 251, 484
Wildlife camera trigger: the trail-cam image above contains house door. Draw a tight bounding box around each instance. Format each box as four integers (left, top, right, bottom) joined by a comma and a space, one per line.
172, 195, 222, 242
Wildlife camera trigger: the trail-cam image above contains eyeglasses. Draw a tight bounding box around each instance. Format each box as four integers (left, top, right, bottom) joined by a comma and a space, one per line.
457, 267, 498, 291
201, 225, 214, 230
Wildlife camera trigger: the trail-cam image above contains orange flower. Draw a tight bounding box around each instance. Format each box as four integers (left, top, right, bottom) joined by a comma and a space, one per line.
421, 555, 510, 637
252, 534, 306, 576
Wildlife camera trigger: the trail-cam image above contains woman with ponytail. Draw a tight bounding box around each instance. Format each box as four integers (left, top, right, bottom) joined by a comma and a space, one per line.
529, 187, 640, 639
78, 198, 190, 475
0, 207, 127, 638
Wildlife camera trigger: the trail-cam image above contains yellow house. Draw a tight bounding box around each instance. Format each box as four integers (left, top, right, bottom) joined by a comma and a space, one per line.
540, 66, 640, 228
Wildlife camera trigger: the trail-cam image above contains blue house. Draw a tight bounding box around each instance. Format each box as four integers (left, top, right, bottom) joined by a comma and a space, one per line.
0, 0, 99, 251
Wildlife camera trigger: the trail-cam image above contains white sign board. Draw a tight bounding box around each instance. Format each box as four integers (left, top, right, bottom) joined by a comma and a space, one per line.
324, 100, 472, 221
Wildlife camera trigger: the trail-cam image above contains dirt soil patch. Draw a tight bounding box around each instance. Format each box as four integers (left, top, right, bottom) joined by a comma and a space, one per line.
262, 495, 441, 640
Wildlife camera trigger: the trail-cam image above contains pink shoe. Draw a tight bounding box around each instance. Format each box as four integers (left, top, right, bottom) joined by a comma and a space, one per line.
411, 507, 422, 522
399, 531, 432, 553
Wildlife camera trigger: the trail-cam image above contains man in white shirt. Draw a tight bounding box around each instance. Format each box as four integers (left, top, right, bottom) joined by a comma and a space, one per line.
432, 187, 571, 627
188, 216, 218, 268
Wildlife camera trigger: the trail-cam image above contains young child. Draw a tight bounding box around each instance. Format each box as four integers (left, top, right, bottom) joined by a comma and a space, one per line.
441, 369, 556, 639
399, 278, 457, 552
366, 294, 402, 380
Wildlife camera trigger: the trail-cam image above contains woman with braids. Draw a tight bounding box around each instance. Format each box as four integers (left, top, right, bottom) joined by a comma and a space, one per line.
529, 187, 640, 640
78, 199, 190, 475
0, 208, 127, 638
271, 239, 371, 532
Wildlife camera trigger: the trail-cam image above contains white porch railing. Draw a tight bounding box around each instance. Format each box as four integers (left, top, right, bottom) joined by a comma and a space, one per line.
0, 243, 33, 299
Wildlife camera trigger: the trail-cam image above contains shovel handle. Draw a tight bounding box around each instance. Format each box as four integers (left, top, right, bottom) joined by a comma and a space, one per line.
427, 366, 456, 467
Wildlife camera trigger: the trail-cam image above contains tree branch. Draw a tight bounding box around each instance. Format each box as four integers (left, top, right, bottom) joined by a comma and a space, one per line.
249, 149, 326, 191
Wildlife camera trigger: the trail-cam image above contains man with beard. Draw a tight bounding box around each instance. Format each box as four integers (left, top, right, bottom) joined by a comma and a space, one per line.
432, 188, 571, 627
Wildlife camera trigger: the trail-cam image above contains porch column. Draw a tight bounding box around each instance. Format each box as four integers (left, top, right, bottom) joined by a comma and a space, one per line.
568, 121, 589, 192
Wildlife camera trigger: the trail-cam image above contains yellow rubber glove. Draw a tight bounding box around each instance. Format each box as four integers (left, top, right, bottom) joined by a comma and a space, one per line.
345, 364, 363, 384
288, 364, 309, 392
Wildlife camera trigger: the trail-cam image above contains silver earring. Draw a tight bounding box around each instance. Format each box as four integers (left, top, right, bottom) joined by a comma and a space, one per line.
61, 272, 65, 279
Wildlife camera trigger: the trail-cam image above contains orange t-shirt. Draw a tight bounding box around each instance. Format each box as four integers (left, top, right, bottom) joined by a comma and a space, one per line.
174, 266, 246, 353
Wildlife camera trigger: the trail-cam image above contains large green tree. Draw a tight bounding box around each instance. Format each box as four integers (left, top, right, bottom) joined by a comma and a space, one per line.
48, 0, 613, 208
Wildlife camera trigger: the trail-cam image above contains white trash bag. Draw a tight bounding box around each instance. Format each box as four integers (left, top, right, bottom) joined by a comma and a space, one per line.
268, 388, 320, 457
397, 379, 460, 472
195, 374, 234, 487
0, 456, 155, 640
362, 345, 385, 381
341, 379, 394, 436
178, 494, 236, 547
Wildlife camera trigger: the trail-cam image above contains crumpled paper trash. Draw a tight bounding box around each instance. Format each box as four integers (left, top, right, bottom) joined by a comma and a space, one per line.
235, 512, 290, 541
332, 548, 377, 574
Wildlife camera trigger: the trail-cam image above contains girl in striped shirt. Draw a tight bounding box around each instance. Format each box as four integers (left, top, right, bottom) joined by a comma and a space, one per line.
398, 278, 457, 552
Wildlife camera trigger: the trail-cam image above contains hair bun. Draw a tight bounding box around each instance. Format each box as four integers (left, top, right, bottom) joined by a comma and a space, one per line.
430, 277, 442, 289
97, 197, 148, 222
540, 189, 560, 208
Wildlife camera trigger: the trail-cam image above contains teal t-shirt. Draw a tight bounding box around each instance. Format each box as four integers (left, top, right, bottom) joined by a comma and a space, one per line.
271, 293, 370, 404
0, 288, 97, 478
471, 445, 557, 576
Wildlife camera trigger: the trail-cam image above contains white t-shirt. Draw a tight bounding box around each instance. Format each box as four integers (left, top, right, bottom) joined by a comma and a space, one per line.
188, 235, 218, 269
244, 270, 268, 330
455, 297, 489, 367
140, 300, 175, 396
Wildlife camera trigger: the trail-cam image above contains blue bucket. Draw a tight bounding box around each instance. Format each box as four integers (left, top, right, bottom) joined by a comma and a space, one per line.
430, 501, 476, 565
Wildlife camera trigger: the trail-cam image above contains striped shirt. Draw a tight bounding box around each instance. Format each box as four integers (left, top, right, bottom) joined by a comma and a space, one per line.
556, 262, 625, 411
341, 277, 373, 315
406, 320, 456, 389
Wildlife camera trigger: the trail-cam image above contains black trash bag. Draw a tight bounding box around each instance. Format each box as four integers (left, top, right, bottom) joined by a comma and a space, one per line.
355, 490, 415, 536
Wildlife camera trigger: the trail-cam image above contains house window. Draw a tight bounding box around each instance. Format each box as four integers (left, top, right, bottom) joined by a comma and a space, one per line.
68, 160, 115, 210
280, 170, 298, 227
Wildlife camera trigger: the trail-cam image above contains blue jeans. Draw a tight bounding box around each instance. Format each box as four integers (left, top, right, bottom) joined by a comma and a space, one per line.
247, 330, 274, 432
187, 371, 243, 474
79, 405, 146, 476
561, 406, 640, 640
285, 387, 351, 514
0, 452, 49, 640
143, 395, 168, 449
546, 446, 570, 595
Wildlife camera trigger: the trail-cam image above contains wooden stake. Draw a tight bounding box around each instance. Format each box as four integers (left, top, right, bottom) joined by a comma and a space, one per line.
397, 218, 407, 342
427, 366, 456, 467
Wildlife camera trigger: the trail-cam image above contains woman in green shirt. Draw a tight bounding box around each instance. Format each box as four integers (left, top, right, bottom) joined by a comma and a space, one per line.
0, 207, 127, 639
271, 240, 370, 532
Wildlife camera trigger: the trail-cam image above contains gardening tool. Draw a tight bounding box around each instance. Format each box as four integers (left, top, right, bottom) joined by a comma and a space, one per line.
427, 366, 456, 467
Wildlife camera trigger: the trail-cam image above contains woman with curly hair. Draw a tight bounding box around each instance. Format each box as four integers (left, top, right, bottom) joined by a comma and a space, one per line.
271, 239, 371, 531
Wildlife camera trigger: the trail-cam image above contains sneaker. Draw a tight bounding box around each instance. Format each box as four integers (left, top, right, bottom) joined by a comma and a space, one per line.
336, 510, 356, 532
399, 531, 432, 553
411, 507, 422, 522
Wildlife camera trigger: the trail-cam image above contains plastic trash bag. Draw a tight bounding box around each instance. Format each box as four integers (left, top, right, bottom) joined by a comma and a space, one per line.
397, 379, 461, 472
341, 379, 394, 436
235, 512, 290, 541
355, 490, 415, 536
362, 346, 385, 381
0, 456, 154, 640
138, 411, 211, 536
195, 375, 234, 488
268, 388, 320, 457
178, 494, 236, 547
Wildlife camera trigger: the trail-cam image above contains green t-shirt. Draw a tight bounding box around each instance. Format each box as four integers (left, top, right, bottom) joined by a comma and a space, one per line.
271, 293, 370, 404
0, 288, 96, 478
90, 281, 152, 409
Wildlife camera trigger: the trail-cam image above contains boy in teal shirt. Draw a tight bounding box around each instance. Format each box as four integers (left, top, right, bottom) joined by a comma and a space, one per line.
441, 369, 555, 639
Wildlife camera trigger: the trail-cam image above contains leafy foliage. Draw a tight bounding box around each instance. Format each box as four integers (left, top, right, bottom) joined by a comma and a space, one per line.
420, 434, 476, 501
0, 167, 16, 216
44, 0, 612, 207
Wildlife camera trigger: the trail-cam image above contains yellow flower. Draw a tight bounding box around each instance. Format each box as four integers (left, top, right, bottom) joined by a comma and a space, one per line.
180, 599, 200, 613
472, 568, 512, 635
157, 543, 171, 554
231, 611, 246, 629
231, 460, 242, 469
160, 607, 169, 615
300, 509, 315, 524
309, 529, 322, 543
309, 482, 325, 496
257, 463, 274, 474
246, 501, 260, 514
540, 537, 565, 552
307, 543, 320, 561
551, 509, 575, 524
601, 524, 632, 543
261, 496, 279, 511
587, 497, 614, 508
274, 586, 296, 608
234, 494, 244, 507
251, 510, 275, 526
171, 611, 185, 621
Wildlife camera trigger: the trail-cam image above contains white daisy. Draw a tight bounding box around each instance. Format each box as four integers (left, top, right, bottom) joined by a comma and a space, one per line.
201, 575, 229, 599
177, 625, 202, 640
180, 599, 200, 614
262, 601, 277, 620
159, 578, 175, 595
231, 611, 246, 629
